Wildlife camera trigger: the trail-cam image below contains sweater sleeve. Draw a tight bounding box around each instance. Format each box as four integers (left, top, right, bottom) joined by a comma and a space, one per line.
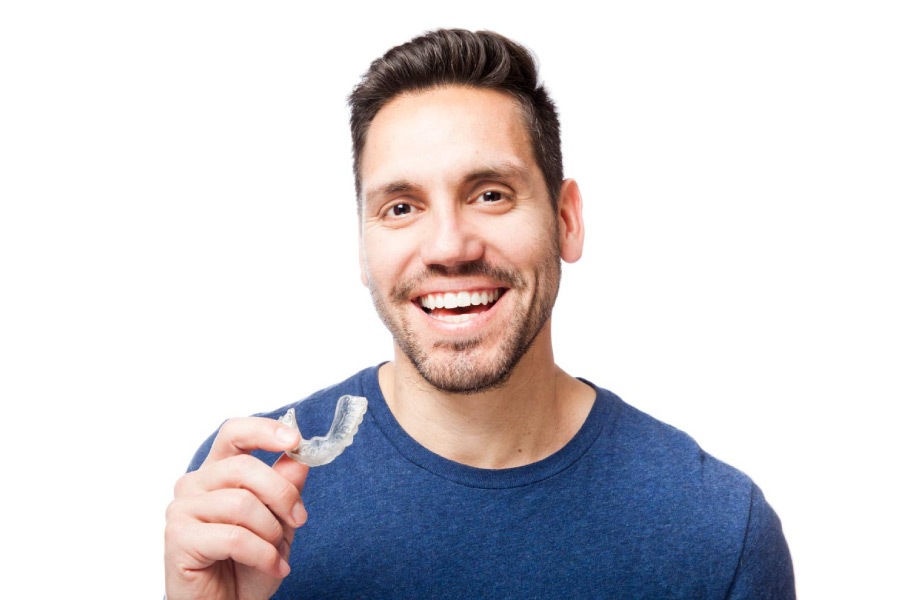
725, 484, 795, 599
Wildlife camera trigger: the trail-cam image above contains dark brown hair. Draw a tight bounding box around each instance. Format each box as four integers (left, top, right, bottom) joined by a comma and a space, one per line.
348, 28, 563, 210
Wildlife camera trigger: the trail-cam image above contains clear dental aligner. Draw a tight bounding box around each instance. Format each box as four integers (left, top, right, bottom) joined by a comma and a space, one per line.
278, 395, 368, 467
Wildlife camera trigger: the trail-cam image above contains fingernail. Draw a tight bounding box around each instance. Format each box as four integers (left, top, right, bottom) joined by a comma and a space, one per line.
278, 558, 291, 577
275, 426, 298, 445
292, 501, 307, 526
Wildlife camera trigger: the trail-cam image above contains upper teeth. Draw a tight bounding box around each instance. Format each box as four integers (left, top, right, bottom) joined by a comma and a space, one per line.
418, 289, 500, 310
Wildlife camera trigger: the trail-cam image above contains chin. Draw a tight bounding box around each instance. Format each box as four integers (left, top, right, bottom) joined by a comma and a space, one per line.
403, 335, 534, 396
417, 363, 514, 395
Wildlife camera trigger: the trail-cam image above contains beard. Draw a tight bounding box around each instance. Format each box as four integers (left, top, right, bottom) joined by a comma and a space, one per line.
367, 255, 562, 395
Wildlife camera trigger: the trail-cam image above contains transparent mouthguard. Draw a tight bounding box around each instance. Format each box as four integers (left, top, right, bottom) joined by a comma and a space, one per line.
278, 395, 368, 467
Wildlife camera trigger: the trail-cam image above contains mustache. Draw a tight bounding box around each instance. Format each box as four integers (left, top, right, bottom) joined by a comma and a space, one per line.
390, 261, 525, 303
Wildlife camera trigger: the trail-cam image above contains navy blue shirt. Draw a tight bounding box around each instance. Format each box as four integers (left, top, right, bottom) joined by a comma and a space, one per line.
189, 366, 794, 599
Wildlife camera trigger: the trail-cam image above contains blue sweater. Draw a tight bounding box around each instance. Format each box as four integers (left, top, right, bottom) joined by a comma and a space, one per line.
189, 366, 794, 599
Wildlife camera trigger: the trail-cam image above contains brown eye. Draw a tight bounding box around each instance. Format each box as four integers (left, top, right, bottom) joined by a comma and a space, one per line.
481, 191, 503, 203
391, 203, 413, 216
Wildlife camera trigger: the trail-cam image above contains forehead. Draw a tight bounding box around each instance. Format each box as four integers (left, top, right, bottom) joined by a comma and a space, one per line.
359, 86, 538, 201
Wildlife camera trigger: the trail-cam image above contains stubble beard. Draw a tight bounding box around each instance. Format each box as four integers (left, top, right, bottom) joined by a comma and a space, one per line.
368, 256, 562, 395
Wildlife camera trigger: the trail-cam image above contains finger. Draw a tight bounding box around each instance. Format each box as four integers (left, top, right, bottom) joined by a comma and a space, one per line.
204, 416, 300, 464
171, 488, 285, 546
177, 454, 304, 528
273, 453, 310, 526
276, 514, 296, 562
167, 520, 290, 579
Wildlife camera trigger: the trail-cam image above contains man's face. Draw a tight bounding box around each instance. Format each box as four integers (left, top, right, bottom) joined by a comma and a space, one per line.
358, 86, 570, 394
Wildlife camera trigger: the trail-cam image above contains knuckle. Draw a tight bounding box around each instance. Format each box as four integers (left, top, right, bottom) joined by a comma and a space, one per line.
260, 521, 285, 547
164, 498, 180, 522
222, 524, 245, 551
230, 488, 258, 517
207, 418, 243, 454
172, 472, 193, 498
232, 453, 258, 471
216, 417, 240, 440
163, 516, 190, 547
223, 454, 255, 479
273, 478, 299, 506
256, 540, 280, 568
268, 516, 285, 542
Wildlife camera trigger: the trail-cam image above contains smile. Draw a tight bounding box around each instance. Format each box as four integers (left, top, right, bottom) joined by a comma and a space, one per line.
416, 288, 504, 323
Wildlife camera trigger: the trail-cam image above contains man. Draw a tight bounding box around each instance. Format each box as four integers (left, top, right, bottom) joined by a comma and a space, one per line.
165, 29, 794, 599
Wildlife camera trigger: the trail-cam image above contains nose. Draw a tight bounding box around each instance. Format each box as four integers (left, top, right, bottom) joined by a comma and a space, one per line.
419, 206, 484, 268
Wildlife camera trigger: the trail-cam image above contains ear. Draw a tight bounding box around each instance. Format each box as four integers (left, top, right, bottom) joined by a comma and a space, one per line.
358, 235, 369, 287
557, 178, 585, 264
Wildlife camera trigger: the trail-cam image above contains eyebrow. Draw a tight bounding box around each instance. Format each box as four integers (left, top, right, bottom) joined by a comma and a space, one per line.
365, 180, 422, 206
364, 161, 532, 207
460, 162, 532, 186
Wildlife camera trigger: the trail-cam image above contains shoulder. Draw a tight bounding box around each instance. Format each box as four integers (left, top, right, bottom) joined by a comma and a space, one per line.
185, 365, 379, 472
595, 386, 754, 498
584, 385, 794, 596
725, 483, 795, 598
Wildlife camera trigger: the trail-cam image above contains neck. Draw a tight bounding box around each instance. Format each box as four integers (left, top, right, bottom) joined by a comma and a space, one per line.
378, 326, 595, 469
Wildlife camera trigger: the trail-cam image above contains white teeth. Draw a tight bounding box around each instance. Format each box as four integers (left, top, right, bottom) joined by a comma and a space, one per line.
418, 289, 501, 311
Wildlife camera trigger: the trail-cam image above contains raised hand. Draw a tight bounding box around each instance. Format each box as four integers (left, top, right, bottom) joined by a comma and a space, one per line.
165, 417, 309, 600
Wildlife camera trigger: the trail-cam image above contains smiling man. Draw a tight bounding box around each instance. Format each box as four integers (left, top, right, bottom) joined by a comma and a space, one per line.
165, 29, 794, 599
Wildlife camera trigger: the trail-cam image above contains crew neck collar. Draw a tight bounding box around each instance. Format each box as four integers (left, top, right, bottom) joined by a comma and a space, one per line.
360, 364, 616, 489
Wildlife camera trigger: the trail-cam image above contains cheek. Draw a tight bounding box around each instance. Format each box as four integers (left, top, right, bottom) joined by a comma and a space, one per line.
367, 224, 424, 262
498, 228, 557, 271
362, 241, 406, 292
359, 247, 369, 287
489, 208, 558, 258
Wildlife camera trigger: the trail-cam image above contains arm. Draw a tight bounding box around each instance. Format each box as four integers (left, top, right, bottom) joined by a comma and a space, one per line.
164, 417, 310, 600
725, 484, 796, 599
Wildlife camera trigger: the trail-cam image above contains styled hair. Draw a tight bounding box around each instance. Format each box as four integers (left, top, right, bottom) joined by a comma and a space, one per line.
348, 28, 563, 210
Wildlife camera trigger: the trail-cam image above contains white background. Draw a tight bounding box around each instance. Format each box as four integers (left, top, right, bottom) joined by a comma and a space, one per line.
1, 1, 897, 597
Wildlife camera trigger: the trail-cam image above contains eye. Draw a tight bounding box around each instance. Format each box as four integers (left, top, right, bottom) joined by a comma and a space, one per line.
381, 202, 420, 222
389, 203, 414, 217
475, 190, 510, 204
